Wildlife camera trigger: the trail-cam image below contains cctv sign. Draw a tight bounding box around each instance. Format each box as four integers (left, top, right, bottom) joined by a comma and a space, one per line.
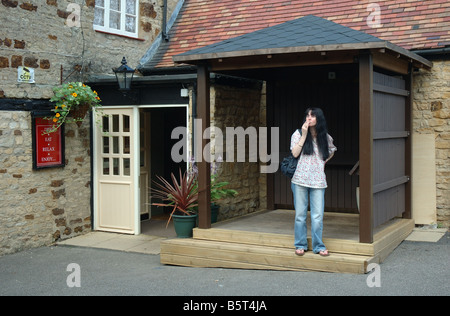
18, 66, 35, 83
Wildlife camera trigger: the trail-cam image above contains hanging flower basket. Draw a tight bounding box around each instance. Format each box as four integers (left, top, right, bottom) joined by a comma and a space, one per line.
70, 102, 91, 127
44, 82, 102, 134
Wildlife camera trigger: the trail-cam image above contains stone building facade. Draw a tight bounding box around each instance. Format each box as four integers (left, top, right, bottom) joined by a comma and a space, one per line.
0, 0, 180, 256
1, 1, 448, 257
413, 59, 450, 227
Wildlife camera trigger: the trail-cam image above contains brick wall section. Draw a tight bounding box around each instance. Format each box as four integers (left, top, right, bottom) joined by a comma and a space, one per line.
413, 60, 450, 228
0, 112, 91, 256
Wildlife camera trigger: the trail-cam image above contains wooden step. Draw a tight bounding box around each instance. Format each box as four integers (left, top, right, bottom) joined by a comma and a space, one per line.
193, 228, 375, 256
160, 238, 378, 274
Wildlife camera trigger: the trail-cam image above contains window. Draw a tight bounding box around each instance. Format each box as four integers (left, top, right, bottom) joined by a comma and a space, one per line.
94, 0, 138, 38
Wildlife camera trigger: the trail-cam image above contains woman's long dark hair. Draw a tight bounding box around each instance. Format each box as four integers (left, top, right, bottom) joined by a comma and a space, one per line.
301, 107, 330, 161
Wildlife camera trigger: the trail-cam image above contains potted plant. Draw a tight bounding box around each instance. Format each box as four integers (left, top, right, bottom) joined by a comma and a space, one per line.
188, 156, 238, 223
150, 169, 198, 238
44, 82, 102, 134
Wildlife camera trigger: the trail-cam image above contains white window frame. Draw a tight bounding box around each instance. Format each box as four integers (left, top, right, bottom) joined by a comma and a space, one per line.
94, 0, 139, 38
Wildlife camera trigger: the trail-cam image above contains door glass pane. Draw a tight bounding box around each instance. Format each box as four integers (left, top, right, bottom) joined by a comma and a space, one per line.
103, 158, 109, 175
123, 136, 130, 154
123, 115, 130, 132
113, 137, 119, 154
102, 116, 109, 133
113, 158, 120, 175
123, 158, 130, 176
103, 137, 109, 154
112, 115, 119, 132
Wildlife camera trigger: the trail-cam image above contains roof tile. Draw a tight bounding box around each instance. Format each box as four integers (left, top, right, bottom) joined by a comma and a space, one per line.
142, 0, 450, 69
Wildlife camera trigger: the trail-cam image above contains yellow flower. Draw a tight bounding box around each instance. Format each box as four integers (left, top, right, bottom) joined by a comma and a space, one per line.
72, 93, 77, 97
93, 90, 98, 95
53, 118, 58, 123
55, 106, 58, 109
62, 104, 66, 108
56, 113, 61, 117
83, 84, 86, 87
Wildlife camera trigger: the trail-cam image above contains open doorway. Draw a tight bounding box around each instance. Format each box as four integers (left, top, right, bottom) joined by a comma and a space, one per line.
139, 106, 188, 236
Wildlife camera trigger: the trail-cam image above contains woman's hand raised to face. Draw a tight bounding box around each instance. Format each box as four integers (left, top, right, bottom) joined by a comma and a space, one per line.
301, 121, 309, 136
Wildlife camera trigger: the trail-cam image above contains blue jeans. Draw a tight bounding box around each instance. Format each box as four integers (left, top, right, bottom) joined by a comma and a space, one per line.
291, 183, 326, 253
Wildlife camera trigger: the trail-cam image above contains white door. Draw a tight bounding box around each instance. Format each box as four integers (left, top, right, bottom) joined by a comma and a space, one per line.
94, 107, 139, 234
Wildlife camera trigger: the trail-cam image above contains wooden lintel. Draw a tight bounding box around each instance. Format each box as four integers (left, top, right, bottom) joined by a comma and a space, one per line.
210, 51, 356, 72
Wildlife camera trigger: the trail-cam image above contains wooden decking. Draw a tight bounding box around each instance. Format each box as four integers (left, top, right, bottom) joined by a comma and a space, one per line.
160, 210, 414, 274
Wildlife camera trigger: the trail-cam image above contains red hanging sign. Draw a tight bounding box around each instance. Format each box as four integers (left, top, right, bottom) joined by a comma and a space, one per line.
33, 117, 65, 169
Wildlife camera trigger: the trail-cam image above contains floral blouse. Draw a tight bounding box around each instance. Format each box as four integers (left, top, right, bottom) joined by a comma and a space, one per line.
290, 130, 337, 189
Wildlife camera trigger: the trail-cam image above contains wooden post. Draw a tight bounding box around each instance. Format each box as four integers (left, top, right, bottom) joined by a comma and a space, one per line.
197, 64, 211, 229
359, 52, 374, 243
403, 64, 413, 219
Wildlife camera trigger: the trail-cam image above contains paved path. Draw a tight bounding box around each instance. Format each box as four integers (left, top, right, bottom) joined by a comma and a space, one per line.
0, 229, 448, 297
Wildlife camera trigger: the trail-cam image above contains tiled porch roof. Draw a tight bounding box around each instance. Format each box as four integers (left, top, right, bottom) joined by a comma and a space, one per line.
144, 0, 450, 69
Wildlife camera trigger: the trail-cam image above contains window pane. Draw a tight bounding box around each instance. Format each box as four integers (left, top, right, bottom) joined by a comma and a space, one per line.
123, 115, 130, 132
123, 136, 130, 154
126, 0, 136, 15
110, 0, 120, 11
125, 15, 136, 33
113, 158, 120, 175
103, 137, 109, 154
96, 0, 105, 7
113, 136, 119, 154
102, 116, 109, 133
94, 8, 104, 26
123, 158, 130, 176
109, 11, 121, 30
112, 115, 119, 132
103, 158, 109, 175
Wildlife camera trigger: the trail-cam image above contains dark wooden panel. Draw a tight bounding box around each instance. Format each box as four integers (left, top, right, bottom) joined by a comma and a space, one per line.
271, 65, 359, 212
372, 71, 408, 228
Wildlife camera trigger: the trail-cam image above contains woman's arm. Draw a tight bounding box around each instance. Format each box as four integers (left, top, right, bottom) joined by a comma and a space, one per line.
291, 122, 309, 158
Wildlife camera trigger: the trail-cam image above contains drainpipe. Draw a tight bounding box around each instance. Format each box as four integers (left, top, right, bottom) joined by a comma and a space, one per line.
162, 0, 169, 41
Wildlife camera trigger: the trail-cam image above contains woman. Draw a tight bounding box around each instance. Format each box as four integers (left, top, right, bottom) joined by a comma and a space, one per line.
290, 107, 337, 257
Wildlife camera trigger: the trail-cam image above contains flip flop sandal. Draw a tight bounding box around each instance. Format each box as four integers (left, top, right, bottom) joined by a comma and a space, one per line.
319, 250, 330, 257
295, 249, 305, 256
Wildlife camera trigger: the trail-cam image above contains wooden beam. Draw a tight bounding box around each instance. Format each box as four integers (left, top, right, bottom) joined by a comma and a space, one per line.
372, 50, 409, 75
209, 51, 356, 72
266, 81, 275, 210
403, 65, 413, 220
359, 52, 374, 243
197, 64, 211, 229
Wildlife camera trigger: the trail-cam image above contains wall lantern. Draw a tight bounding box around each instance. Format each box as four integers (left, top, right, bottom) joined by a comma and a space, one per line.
113, 57, 135, 93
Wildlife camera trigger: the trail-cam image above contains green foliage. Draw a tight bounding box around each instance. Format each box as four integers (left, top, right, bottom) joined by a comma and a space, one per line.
44, 82, 102, 134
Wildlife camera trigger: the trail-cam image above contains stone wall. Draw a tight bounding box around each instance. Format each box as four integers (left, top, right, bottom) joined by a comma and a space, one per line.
413, 59, 450, 228
0, 111, 91, 256
0, 0, 179, 99
0, 0, 178, 256
210, 84, 264, 221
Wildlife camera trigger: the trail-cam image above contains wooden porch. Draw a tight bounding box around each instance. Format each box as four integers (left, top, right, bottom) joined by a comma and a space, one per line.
160, 210, 414, 274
